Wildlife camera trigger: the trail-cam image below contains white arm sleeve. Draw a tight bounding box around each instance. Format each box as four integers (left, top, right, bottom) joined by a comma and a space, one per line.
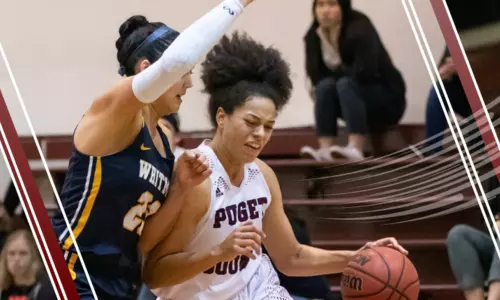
132, 0, 245, 103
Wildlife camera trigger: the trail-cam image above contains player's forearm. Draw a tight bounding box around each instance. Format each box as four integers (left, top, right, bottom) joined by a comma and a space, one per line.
280, 244, 355, 277
132, 0, 245, 103
138, 182, 188, 254
144, 249, 220, 289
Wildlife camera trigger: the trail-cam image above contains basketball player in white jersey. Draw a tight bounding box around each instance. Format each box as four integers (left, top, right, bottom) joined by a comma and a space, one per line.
53, 0, 261, 298
141, 32, 408, 300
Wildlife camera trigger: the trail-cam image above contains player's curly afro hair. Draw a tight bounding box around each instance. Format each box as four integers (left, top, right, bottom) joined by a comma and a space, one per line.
201, 31, 293, 128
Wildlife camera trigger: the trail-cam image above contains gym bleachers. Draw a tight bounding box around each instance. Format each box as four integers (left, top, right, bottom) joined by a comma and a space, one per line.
24, 125, 487, 300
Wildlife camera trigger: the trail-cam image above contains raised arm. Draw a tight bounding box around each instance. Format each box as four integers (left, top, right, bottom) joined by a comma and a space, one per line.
258, 160, 407, 277
75, 0, 252, 155
129, 0, 249, 105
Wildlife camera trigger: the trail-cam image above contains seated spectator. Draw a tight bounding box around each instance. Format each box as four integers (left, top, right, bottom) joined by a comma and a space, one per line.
446, 176, 500, 300
424, 47, 481, 156
263, 209, 338, 300
0, 229, 46, 300
300, 0, 406, 161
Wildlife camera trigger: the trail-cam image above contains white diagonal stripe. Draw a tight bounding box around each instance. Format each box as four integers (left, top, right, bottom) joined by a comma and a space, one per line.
57, 157, 93, 242
0, 123, 63, 300
403, 0, 500, 259
0, 43, 99, 299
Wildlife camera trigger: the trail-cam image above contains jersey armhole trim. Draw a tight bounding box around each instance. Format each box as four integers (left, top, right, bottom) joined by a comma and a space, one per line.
72, 115, 143, 159
253, 162, 273, 204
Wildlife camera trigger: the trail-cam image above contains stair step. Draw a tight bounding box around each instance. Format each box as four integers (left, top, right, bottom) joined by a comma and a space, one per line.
282, 197, 482, 236
270, 157, 484, 199
304, 213, 481, 241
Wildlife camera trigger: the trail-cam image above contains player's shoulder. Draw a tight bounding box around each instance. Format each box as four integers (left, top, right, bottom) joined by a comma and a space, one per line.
183, 178, 212, 218
254, 158, 271, 173
254, 158, 278, 185
186, 178, 212, 200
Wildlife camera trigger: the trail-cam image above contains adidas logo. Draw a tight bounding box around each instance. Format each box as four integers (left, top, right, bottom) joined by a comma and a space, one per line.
216, 188, 224, 198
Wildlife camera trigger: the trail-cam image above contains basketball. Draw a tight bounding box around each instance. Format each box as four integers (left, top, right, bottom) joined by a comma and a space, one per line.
341, 246, 420, 300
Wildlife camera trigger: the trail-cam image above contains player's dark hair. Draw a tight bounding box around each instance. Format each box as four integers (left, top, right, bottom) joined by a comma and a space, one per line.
201, 32, 293, 128
115, 15, 180, 77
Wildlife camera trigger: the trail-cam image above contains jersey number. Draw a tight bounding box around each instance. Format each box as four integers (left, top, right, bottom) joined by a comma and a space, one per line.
123, 191, 161, 236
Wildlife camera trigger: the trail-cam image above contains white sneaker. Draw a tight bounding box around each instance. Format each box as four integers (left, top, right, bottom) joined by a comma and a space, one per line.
317, 147, 335, 162
300, 146, 337, 162
328, 145, 364, 161
299, 145, 322, 161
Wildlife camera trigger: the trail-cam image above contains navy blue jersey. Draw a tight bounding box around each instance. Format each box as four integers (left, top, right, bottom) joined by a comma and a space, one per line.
52, 122, 174, 299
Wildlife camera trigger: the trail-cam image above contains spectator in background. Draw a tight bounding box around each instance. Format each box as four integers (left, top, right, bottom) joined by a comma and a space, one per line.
424, 47, 481, 156
31, 274, 57, 300
0, 205, 12, 251
3, 183, 26, 230
0, 230, 44, 300
158, 113, 186, 159
3, 172, 67, 230
300, 0, 406, 162
446, 176, 500, 300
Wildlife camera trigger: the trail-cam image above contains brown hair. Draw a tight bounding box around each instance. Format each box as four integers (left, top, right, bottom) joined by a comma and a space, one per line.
0, 230, 42, 290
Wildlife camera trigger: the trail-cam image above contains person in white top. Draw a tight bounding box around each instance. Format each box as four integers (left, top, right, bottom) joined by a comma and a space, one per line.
141, 32, 408, 300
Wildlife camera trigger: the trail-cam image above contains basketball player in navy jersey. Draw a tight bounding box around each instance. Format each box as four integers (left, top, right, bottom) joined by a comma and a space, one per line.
142, 32, 408, 300
50, 0, 255, 299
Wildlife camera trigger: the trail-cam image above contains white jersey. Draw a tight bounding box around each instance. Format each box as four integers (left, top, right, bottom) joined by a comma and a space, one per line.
153, 140, 273, 300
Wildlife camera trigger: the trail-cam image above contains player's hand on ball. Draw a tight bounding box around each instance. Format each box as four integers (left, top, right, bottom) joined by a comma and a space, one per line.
174, 150, 212, 188
213, 221, 266, 262
357, 237, 408, 256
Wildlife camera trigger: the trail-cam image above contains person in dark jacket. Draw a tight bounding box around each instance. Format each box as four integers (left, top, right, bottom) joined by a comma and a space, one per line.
300, 0, 406, 161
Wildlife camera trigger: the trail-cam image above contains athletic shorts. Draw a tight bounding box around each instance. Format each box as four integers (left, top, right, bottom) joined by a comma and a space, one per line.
231, 255, 292, 300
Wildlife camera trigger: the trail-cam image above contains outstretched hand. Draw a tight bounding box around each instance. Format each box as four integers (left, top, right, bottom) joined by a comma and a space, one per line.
174, 149, 212, 188
356, 237, 408, 256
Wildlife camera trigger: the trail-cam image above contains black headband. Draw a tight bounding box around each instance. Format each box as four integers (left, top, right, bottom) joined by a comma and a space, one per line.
118, 25, 175, 76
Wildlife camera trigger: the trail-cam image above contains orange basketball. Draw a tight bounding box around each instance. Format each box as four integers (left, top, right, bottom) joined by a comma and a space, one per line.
340, 246, 420, 300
